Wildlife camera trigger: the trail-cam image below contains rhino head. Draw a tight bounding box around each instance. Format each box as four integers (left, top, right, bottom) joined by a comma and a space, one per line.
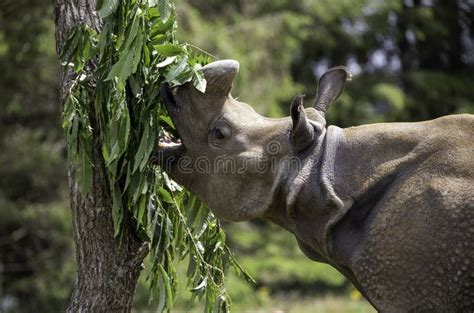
154, 60, 350, 222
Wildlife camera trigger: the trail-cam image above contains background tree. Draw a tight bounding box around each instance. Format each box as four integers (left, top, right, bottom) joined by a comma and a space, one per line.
0, 1, 73, 312
53, 1, 148, 311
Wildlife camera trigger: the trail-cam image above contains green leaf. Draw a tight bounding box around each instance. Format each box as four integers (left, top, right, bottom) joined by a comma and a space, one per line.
132, 33, 143, 74
112, 183, 123, 237
133, 121, 150, 173
119, 47, 135, 82
186, 195, 201, 226
156, 269, 167, 313
158, 264, 174, 311
98, 0, 119, 18
154, 44, 183, 57
158, 187, 173, 204
132, 174, 147, 205
157, 0, 173, 21
159, 114, 175, 129
98, 23, 109, 61
192, 64, 207, 93
151, 16, 175, 35
143, 44, 151, 67
168, 68, 193, 86
76, 151, 93, 194
150, 34, 168, 45
106, 41, 136, 82
118, 107, 131, 149
60, 28, 79, 61
137, 195, 148, 228
82, 35, 93, 60
105, 55, 125, 81
123, 12, 140, 50
164, 55, 188, 80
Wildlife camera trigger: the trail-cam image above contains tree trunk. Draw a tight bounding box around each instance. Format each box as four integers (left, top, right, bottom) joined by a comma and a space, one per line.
52, 1, 148, 311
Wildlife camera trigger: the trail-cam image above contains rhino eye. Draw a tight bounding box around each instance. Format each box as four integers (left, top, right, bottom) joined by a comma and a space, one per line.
214, 128, 226, 140
209, 124, 232, 145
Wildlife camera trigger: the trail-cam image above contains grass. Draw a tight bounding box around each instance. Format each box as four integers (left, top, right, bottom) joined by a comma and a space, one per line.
237, 295, 376, 313
162, 295, 376, 313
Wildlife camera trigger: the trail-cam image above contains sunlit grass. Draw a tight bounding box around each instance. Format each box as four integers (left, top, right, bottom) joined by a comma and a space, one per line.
241, 295, 376, 313
160, 295, 375, 313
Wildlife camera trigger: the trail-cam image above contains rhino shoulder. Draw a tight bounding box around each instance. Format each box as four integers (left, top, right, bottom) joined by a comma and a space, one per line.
425, 113, 474, 138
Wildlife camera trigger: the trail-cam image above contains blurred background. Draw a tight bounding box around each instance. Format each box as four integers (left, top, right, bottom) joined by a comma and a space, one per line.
0, 0, 473, 312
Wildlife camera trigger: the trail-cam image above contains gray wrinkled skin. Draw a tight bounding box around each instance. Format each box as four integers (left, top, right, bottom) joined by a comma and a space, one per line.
154, 60, 474, 312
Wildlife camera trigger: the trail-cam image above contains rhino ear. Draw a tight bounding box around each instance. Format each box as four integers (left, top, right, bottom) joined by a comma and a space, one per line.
290, 95, 315, 153
313, 66, 352, 115
201, 60, 239, 96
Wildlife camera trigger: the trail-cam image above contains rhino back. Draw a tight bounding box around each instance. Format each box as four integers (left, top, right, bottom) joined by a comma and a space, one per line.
344, 114, 474, 312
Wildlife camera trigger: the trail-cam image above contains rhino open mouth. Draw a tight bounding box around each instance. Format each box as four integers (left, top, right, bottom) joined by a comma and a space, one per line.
158, 129, 182, 150
153, 128, 184, 165
157, 84, 184, 157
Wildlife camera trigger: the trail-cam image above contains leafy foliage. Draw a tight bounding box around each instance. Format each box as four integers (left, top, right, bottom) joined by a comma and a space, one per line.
60, 0, 252, 311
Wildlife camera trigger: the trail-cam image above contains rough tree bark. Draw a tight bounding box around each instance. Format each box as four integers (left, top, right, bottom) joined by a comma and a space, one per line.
52, 1, 148, 311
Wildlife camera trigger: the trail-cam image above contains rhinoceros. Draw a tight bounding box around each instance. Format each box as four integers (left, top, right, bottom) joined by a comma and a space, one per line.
154, 60, 474, 312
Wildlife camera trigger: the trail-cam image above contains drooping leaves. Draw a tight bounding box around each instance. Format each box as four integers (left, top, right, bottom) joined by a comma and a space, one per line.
60, 0, 253, 312
98, 0, 119, 18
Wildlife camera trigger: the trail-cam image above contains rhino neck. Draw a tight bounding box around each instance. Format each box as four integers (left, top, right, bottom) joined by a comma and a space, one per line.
288, 125, 349, 261
292, 122, 428, 265
264, 128, 328, 235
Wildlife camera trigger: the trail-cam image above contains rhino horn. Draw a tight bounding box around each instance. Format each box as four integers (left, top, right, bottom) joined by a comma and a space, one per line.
290, 95, 315, 153
201, 60, 239, 95
313, 66, 352, 115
